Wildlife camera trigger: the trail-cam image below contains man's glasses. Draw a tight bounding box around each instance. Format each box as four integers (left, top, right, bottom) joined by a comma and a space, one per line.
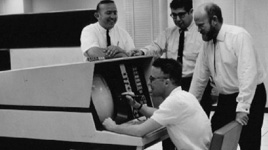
149, 76, 169, 83
170, 12, 187, 19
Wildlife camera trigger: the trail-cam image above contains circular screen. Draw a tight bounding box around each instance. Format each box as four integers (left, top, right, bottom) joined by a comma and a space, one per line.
91, 74, 114, 122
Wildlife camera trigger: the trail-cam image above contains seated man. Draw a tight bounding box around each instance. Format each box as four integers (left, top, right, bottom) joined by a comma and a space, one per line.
80, 0, 135, 61
103, 58, 212, 150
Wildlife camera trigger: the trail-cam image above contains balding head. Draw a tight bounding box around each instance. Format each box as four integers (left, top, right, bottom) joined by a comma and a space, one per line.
194, 4, 208, 26
194, 3, 223, 23
193, 3, 223, 42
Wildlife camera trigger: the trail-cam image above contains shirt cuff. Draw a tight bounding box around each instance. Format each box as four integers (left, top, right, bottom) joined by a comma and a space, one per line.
140, 48, 147, 55
236, 102, 250, 114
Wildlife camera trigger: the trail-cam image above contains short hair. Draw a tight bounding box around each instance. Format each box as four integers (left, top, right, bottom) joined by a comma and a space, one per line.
204, 3, 223, 23
96, 0, 115, 12
170, 0, 192, 12
152, 58, 182, 86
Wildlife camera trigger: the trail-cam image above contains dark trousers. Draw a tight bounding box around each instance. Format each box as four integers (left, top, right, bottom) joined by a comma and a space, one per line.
162, 77, 212, 150
211, 83, 266, 150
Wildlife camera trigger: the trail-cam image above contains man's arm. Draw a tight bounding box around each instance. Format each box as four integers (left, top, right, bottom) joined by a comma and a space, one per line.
129, 49, 145, 56
130, 29, 169, 57
85, 47, 106, 58
189, 43, 210, 101
122, 92, 157, 118
137, 103, 157, 118
234, 32, 258, 126
235, 32, 258, 114
105, 45, 129, 58
85, 46, 129, 60
102, 117, 162, 137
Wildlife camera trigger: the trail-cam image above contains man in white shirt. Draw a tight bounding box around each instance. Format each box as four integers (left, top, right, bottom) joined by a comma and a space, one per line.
190, 3, 267, 150
130, 1, 212, 149
80, 0, 135, 61
129, 0, 212, 114
103, 58, 212, 150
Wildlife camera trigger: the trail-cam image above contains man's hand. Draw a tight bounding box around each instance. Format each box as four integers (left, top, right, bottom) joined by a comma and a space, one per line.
104, 45, 128, 58
102, 117, 117, 131
236, 112, 249, 125
121, 92, 140, 108
104, 45, 120, 58
130, 49, 144, 56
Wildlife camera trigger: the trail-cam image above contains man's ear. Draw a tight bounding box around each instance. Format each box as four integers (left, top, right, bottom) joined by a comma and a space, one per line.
189, 8, 193, 14
164, 79, 170, 86
94, 12, 99, 19
212, 16, 218, 26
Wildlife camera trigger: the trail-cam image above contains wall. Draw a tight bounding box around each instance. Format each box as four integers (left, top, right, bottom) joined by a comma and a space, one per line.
7, 0, 24, 13
31, 0, 126, 29
0, 0, 24, 14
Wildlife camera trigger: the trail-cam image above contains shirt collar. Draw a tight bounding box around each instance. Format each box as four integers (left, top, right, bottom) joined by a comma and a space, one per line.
216, 24, 227, 42
187, 19, 195, 31
170, 86, 182, 95
97, 22, 115, 33
179, 19, 194, 32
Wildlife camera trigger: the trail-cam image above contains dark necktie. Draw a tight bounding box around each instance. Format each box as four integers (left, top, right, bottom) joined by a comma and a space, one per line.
213, 40, 217, 74
106, 29, 111, 47
177, 29, 185, 63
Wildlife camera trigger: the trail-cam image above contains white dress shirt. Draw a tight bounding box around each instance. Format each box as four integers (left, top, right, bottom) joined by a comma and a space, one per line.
151, 87, 212, 150
80, 22, 135, 59
141, 20, 203, 77
189, 24, 267, 113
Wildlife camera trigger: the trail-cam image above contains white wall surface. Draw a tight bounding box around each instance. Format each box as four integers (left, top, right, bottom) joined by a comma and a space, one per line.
31, 0, 126, 29
0, 0, 24, 14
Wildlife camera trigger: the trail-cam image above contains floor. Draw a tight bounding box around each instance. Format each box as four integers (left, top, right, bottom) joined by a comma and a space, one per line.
146, 112, 268, 150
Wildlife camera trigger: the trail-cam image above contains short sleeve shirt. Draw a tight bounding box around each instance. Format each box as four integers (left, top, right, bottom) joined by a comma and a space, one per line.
151, 87, 212, 150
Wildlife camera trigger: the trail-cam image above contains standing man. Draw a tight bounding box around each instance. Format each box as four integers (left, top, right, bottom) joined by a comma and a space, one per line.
130, 0, 212, 116
190, 3, 267, 150
80, 0, 135, 61
103, 58, 212, 150
130, 1, 212, 149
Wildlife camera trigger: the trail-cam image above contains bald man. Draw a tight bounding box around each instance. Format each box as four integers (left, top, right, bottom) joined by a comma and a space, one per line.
80, 0, 135, 61
189, 3, 267, 150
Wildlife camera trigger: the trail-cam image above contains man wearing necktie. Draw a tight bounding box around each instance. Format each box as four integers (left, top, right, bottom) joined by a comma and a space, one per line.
106, 29, 111, 47
177, 28, 185, 64
80, 0, 135, 61
130, 0, 213, 149
190, 3, 267, 150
